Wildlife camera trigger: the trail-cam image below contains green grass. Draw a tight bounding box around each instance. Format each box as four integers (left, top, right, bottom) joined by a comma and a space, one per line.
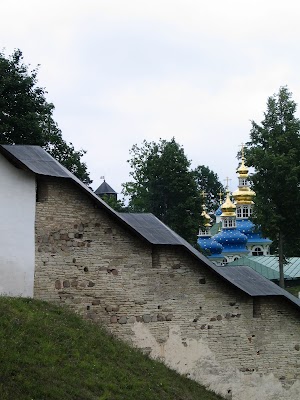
0, 297, 223, 400
286, 284, 300, 297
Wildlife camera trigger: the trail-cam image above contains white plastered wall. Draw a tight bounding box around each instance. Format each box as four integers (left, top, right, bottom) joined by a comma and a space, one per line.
0, 154, 36, 297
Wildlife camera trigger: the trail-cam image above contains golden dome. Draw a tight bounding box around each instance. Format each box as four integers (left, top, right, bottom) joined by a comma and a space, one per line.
201, 208, 211, 228
221, 191, 236, 217
233, 146, 256, 204
237, 157, 249, 177
232, 187, 255, 205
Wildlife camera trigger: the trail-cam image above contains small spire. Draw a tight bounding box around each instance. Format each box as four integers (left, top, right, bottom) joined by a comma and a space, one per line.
224, 177, 232, 190
233, 145, 255, 204
237, 144, 249, 177
201, 190, 207, 199
218, 188, 224, 205
221, 189, 236, 216
240, 142, 245, 160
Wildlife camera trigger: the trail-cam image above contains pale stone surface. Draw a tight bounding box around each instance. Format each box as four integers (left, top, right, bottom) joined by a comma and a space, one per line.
132, 323, 300, 400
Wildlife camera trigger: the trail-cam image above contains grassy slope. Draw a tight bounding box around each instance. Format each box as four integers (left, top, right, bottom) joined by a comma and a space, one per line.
0, 298, 224, 400
286, 284, 300, 297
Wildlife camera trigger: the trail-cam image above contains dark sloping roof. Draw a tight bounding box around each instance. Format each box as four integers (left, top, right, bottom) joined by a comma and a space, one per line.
95, 181, 117, 195
216, 266, 300, 301
0, 145, 118, 217
119, 213, 190, 245
0, 145, 71, 177
1, 145, 300, 311
119, 212, 217, 262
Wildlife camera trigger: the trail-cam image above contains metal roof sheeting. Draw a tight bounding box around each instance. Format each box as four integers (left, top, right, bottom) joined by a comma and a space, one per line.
95, 181, 117, 195
1, 145, 71, 177
119, 213, 187, 245
1, 145, 300, 311
228, 256, 300, 280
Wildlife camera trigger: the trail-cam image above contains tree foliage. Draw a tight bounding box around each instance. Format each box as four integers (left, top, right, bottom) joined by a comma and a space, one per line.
0, 49, 91, 184
192, 165, 224, 213
123, 138, 203, 244
245, 86, 300, 287
100, 194, 128, 212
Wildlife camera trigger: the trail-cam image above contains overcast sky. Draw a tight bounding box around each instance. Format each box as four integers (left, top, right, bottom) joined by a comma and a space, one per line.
2, 0, 300, 196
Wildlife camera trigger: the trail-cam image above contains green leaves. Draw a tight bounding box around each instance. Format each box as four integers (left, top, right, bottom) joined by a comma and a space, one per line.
0, 49, 91, 184
192, 165, 224, 212
123, 138, 203, 244
245, 86, 300, 260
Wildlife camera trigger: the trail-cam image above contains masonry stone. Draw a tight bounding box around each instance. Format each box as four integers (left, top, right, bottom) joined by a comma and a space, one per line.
34, 177, 300, 400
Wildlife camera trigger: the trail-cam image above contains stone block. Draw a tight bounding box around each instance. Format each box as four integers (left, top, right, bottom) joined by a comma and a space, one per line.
118, 316, 127, 324
142, 314, 151, 323
55, 280, 62, 289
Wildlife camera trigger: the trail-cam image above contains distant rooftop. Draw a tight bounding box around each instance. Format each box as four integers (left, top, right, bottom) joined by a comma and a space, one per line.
228, 255, 300, 281
95, 181, 117, 196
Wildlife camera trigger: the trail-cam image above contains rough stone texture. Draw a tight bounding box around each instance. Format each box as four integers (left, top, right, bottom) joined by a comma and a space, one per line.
34, 177, 300, 400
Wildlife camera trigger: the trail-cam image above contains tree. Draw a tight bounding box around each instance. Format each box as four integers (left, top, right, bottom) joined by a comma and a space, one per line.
192, 165, 224, 213
122, 138, 203, 244
0, 49, 91, 184
245, 86, 300, 288
100, 194, 128, 212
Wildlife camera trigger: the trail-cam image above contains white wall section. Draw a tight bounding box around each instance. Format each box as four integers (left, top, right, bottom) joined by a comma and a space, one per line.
0, 154, 36, 297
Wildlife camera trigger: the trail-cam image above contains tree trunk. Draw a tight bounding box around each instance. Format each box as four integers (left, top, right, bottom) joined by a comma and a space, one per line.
278, 231, 285, 288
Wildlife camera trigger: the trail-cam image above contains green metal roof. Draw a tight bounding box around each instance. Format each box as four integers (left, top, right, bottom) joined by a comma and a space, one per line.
228, 256, 300, 280
210, 222, 221, 236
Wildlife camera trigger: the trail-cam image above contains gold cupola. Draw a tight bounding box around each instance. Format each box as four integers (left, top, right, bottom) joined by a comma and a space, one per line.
221, 190, 236, 217
232, 145, 255, 205
198, 190, 212, 235
201, 208, 211, 228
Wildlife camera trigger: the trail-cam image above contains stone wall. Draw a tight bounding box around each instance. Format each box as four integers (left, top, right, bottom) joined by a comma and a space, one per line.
34, 177, 300, 400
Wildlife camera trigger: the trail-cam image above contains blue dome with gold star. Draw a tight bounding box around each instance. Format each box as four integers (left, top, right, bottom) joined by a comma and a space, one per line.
213, 228, 248, 254
236, 218, 254, 235
197, 236, 223, 255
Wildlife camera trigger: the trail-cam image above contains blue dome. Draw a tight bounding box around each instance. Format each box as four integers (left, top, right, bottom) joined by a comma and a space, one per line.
215, 206, 222, 216
236, 220, 272, 245
236, 219, 255, 235
213, 228, 248, 253
197, 237, 223, 255
246, 232, 272, 244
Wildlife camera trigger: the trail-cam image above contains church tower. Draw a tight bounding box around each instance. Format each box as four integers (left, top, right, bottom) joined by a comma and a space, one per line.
213, 189, 248, 264
232, 147, 271, 256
